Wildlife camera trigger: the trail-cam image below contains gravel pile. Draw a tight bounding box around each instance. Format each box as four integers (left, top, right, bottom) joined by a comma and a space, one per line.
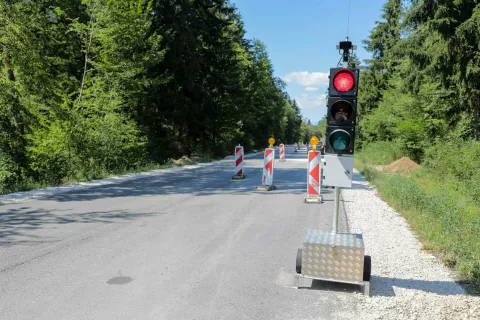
342, 170, 480, 320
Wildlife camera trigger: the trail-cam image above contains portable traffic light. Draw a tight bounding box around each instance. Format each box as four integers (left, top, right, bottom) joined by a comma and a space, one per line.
325, 67, 359, 155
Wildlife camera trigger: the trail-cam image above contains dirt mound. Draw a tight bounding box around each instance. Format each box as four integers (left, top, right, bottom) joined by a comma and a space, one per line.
385, 157, 421, 173
171, 156, 195, 165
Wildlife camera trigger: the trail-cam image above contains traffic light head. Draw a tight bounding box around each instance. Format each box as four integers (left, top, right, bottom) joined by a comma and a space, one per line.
325, 67, 359, 155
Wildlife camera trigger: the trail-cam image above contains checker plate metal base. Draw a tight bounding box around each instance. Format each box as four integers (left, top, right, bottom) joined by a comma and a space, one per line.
301, 230, 364, 282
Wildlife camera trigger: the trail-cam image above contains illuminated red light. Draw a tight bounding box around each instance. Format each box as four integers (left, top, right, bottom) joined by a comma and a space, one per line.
333, 69, 355, 92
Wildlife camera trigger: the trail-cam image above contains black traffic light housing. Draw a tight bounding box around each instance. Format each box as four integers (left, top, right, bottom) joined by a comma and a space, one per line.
325, 67, 360, 155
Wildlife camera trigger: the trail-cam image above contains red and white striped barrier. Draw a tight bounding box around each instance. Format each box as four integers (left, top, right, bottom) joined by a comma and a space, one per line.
256, 148, 276, 191
304, 150, 322, 203
279, 143, 285, 161
232, 145, 245, 179
262, 148, 275, 186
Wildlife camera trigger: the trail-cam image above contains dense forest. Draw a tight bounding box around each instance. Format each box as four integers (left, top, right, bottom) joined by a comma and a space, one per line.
0, 0, 304, 194
357, 0, 480, 286
358, 0, 480, 203
358, 0, 480, 167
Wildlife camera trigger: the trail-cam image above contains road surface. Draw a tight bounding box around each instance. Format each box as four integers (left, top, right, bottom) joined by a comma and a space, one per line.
0, 146, 359, 320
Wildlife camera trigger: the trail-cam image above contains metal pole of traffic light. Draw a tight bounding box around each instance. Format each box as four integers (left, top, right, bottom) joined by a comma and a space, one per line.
333, 186, 340, 233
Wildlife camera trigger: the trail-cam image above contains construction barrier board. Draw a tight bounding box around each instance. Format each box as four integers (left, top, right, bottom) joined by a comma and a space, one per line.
256, 148, 276, 191
305, 150, 322, 203
232, 145, 245, 179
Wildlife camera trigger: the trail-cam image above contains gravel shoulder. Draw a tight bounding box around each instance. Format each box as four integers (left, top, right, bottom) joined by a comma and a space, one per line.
342, 170, 480, 320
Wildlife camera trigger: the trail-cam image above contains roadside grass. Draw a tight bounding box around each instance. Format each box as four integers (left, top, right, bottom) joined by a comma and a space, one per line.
355, 154, 480, 295
356, 140, 405, 165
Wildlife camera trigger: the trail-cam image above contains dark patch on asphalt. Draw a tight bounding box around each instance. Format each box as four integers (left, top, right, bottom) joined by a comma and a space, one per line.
107, 276, 133, 285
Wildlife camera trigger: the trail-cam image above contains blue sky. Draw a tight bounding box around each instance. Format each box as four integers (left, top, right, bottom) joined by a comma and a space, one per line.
233, 0, 386, 124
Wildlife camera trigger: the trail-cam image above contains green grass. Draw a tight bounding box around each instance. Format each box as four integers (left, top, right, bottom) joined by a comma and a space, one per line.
356, 140, 406, 165
356, 148, 480, 295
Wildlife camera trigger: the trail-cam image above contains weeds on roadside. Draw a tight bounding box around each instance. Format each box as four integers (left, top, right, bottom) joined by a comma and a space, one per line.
356, 142, 480, 295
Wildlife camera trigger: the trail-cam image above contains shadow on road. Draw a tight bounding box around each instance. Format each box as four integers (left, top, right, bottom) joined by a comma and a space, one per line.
303, 279, 363, 294
34, 156, 357, 203
1, 148, 357, 246
371, 275, 465, 297
0, 206, 160, 245
37, 165, 326, 202
301, 275, 465, 297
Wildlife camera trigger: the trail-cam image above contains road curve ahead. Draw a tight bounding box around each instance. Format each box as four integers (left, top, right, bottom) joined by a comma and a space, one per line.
0, 146, 360, 320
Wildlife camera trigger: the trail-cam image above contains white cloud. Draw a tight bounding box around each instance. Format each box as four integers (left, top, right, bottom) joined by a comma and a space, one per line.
295, 93, 327, 110
282, 71, 329, 87
305, 87, 319, 92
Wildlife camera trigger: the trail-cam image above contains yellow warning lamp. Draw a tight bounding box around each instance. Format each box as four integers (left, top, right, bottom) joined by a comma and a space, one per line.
310, 136, 319, 151
268, 137, 275, 148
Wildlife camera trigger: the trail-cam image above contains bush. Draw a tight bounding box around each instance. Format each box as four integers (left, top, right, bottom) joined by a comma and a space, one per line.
27, 123, 73, 185
72, 113, 146, 178
0, 154, 21, 194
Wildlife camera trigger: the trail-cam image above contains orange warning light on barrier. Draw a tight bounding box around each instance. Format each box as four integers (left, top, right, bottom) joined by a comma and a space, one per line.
310, 136, 319, 151
268, 137, 275, 148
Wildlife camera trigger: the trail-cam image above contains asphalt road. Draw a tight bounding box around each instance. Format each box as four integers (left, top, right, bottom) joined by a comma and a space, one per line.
0, 146, 359, 320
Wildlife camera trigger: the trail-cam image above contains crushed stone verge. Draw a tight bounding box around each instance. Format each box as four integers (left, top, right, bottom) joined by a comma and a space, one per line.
341, 170, 480, 320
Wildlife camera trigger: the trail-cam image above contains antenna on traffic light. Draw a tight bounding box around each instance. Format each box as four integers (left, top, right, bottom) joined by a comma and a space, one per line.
336, 37, 357, 68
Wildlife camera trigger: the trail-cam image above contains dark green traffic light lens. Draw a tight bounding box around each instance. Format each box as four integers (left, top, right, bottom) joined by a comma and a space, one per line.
329, 130, 351, 152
